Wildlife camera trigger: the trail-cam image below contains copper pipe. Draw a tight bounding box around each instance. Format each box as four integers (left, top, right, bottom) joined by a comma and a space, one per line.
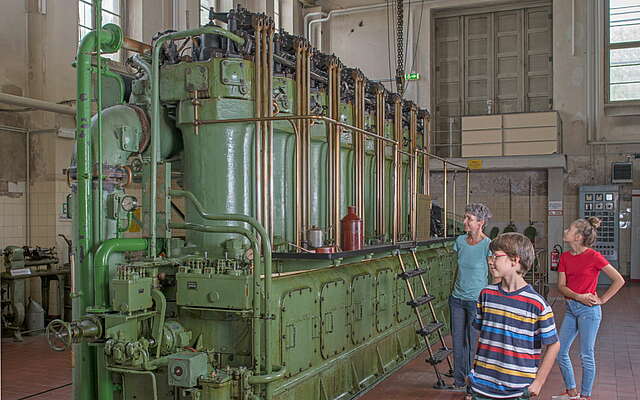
443, 160, 448, 238
375, 88, 386, 239
254, 24, 263, 238
294, 42, 303, 247
424, 115, 431, 196
261, 28, 269, 244
123, 37, 152, 54
352, 70, 365, 232
466, 169, 470, 206
392, 96, 402, 243
196, 115, 396, 144
452, 170, 457, 232
328, 60, 342, 247
409, 106, 417, 241
267, 26, 275, 246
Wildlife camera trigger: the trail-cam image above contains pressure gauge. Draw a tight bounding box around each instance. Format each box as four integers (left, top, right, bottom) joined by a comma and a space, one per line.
121, 195, 138, 212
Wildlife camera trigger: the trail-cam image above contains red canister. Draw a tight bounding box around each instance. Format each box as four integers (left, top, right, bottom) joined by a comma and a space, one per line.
341, 206, 363, 251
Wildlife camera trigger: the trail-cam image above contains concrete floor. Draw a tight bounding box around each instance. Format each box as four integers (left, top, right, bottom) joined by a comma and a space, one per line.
1, 284, 638, 400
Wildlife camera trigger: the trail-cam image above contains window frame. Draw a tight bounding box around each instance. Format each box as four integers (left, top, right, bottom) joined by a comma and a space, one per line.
604, 0, 640, 104
200, 0, 215, 26
430, 1, 553, 157
78, 0, 125, 63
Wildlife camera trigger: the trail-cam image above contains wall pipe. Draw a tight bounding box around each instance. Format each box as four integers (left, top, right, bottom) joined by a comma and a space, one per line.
150, 27, 245, 258
0, 92, 75, 115
307, 2, 393, 44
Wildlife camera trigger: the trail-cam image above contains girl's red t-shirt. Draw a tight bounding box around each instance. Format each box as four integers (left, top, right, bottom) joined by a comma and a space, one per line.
558, 248, 609, 295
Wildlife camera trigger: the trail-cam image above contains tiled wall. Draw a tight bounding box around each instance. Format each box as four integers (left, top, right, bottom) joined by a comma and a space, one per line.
0, 194, 27, 249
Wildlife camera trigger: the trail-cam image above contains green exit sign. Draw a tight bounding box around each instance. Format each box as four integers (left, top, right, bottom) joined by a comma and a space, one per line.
404, 73, 420, 81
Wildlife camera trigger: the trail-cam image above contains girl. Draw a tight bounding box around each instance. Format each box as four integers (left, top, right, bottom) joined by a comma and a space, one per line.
554, 217, 625, 400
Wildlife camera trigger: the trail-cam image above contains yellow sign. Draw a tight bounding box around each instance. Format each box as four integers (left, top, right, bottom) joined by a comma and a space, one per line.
129, 208, 142, 232
467, 159, 483, 170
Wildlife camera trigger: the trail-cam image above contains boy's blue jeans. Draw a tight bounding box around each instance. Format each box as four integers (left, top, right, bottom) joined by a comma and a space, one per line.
557, 299, 602, 397
449, 295, 479, 388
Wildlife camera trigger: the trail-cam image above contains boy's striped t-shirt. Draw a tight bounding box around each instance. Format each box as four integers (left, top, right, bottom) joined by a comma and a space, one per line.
469, 284, 558, 398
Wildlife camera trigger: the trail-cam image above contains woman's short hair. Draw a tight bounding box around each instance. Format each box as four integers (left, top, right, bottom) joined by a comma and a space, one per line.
464, 203, 492, 223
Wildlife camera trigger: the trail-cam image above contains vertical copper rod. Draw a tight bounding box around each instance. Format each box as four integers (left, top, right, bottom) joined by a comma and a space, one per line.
352, 70, 365, 233
424, 114, 431, 196
261, 28, 269, 242
254, 24, 263, 236
392, 96, 402, 243
294, 41, 303, 247
443, 160, 448, 238
452, 171, 457, 234
267, 26, 275, 245
331, 62, 342, 247
409, 105, 417, 241
466, 169, 470, 206
375, 87, 386, 240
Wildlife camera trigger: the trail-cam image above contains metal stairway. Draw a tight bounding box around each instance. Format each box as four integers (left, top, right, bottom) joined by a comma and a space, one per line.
397, 249, 454, 389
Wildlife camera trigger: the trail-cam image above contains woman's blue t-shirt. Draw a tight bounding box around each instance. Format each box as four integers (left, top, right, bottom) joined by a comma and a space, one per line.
452, 234, 491, 301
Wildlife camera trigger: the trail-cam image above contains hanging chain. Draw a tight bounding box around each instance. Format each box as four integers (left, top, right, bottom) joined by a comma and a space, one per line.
396, 0, 405, 96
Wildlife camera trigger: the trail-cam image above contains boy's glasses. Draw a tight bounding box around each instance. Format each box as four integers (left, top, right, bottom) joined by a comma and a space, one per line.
487, 254, 509, 262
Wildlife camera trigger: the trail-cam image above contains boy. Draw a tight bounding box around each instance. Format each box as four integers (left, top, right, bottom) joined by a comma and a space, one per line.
468, 233, 560, 399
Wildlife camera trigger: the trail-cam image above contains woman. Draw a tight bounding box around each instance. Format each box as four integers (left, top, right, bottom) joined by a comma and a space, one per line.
449, 203, 493, 394
554, 217, 625, 400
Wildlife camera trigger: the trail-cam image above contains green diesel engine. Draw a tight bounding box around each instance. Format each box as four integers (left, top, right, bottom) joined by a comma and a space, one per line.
46, 6, 461, 400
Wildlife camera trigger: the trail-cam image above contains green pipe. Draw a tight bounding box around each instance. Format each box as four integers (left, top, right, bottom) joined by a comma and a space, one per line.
151, 289, 166, 359
96, 346, 113, 400
150, 27, 245, 259
169, 189, 274, 390
93, 238, 148, 309
247, 365, 287, 384
168, 222, 263, 376
75, 21, 122, 400
96, 0, 104, 246
91, 66, 125, 104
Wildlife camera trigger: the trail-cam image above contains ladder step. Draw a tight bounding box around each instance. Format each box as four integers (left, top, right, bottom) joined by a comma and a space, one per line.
416, 322, 445, 337
426, 348, 453, 366
398, 268, 427, 279
406, 294, 435, 308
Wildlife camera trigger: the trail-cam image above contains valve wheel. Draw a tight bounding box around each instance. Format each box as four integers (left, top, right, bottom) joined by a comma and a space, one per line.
46, 319, 72, 352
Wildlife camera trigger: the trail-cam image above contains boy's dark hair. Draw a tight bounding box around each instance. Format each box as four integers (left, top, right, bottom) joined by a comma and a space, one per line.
489, 232, 535, 275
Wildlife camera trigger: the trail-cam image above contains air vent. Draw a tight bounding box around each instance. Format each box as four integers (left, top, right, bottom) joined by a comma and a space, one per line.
612, 162, 632, 184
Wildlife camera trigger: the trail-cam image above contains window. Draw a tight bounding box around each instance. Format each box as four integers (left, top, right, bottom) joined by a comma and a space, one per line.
78, 0, 122, 61
432, 3, 552, 157
200, 0, 214, 26
273, 0, 281, 30
607, 0, 640, 102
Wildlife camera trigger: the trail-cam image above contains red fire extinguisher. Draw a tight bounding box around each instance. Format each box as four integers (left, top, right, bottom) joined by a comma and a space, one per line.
550, 244, 562, 271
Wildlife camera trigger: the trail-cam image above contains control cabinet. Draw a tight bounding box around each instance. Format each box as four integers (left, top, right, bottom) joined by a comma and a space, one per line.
579, 185, 619, 283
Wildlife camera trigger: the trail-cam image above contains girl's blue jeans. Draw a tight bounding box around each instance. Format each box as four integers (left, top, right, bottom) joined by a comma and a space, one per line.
557, 299, 602, 397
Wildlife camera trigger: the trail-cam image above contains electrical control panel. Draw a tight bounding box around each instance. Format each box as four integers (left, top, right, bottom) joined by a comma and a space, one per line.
579, 185, 619, 283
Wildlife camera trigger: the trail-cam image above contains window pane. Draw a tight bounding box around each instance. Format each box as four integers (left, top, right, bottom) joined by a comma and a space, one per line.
610, 0, 640, 43
201, 0, 213, 25
79, 2, 93, 29
610, 47, 640, 100
102, 0, 120, 14
611, 82, 640, 100
79, 26, 91, 41
102, 12, 119, 26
